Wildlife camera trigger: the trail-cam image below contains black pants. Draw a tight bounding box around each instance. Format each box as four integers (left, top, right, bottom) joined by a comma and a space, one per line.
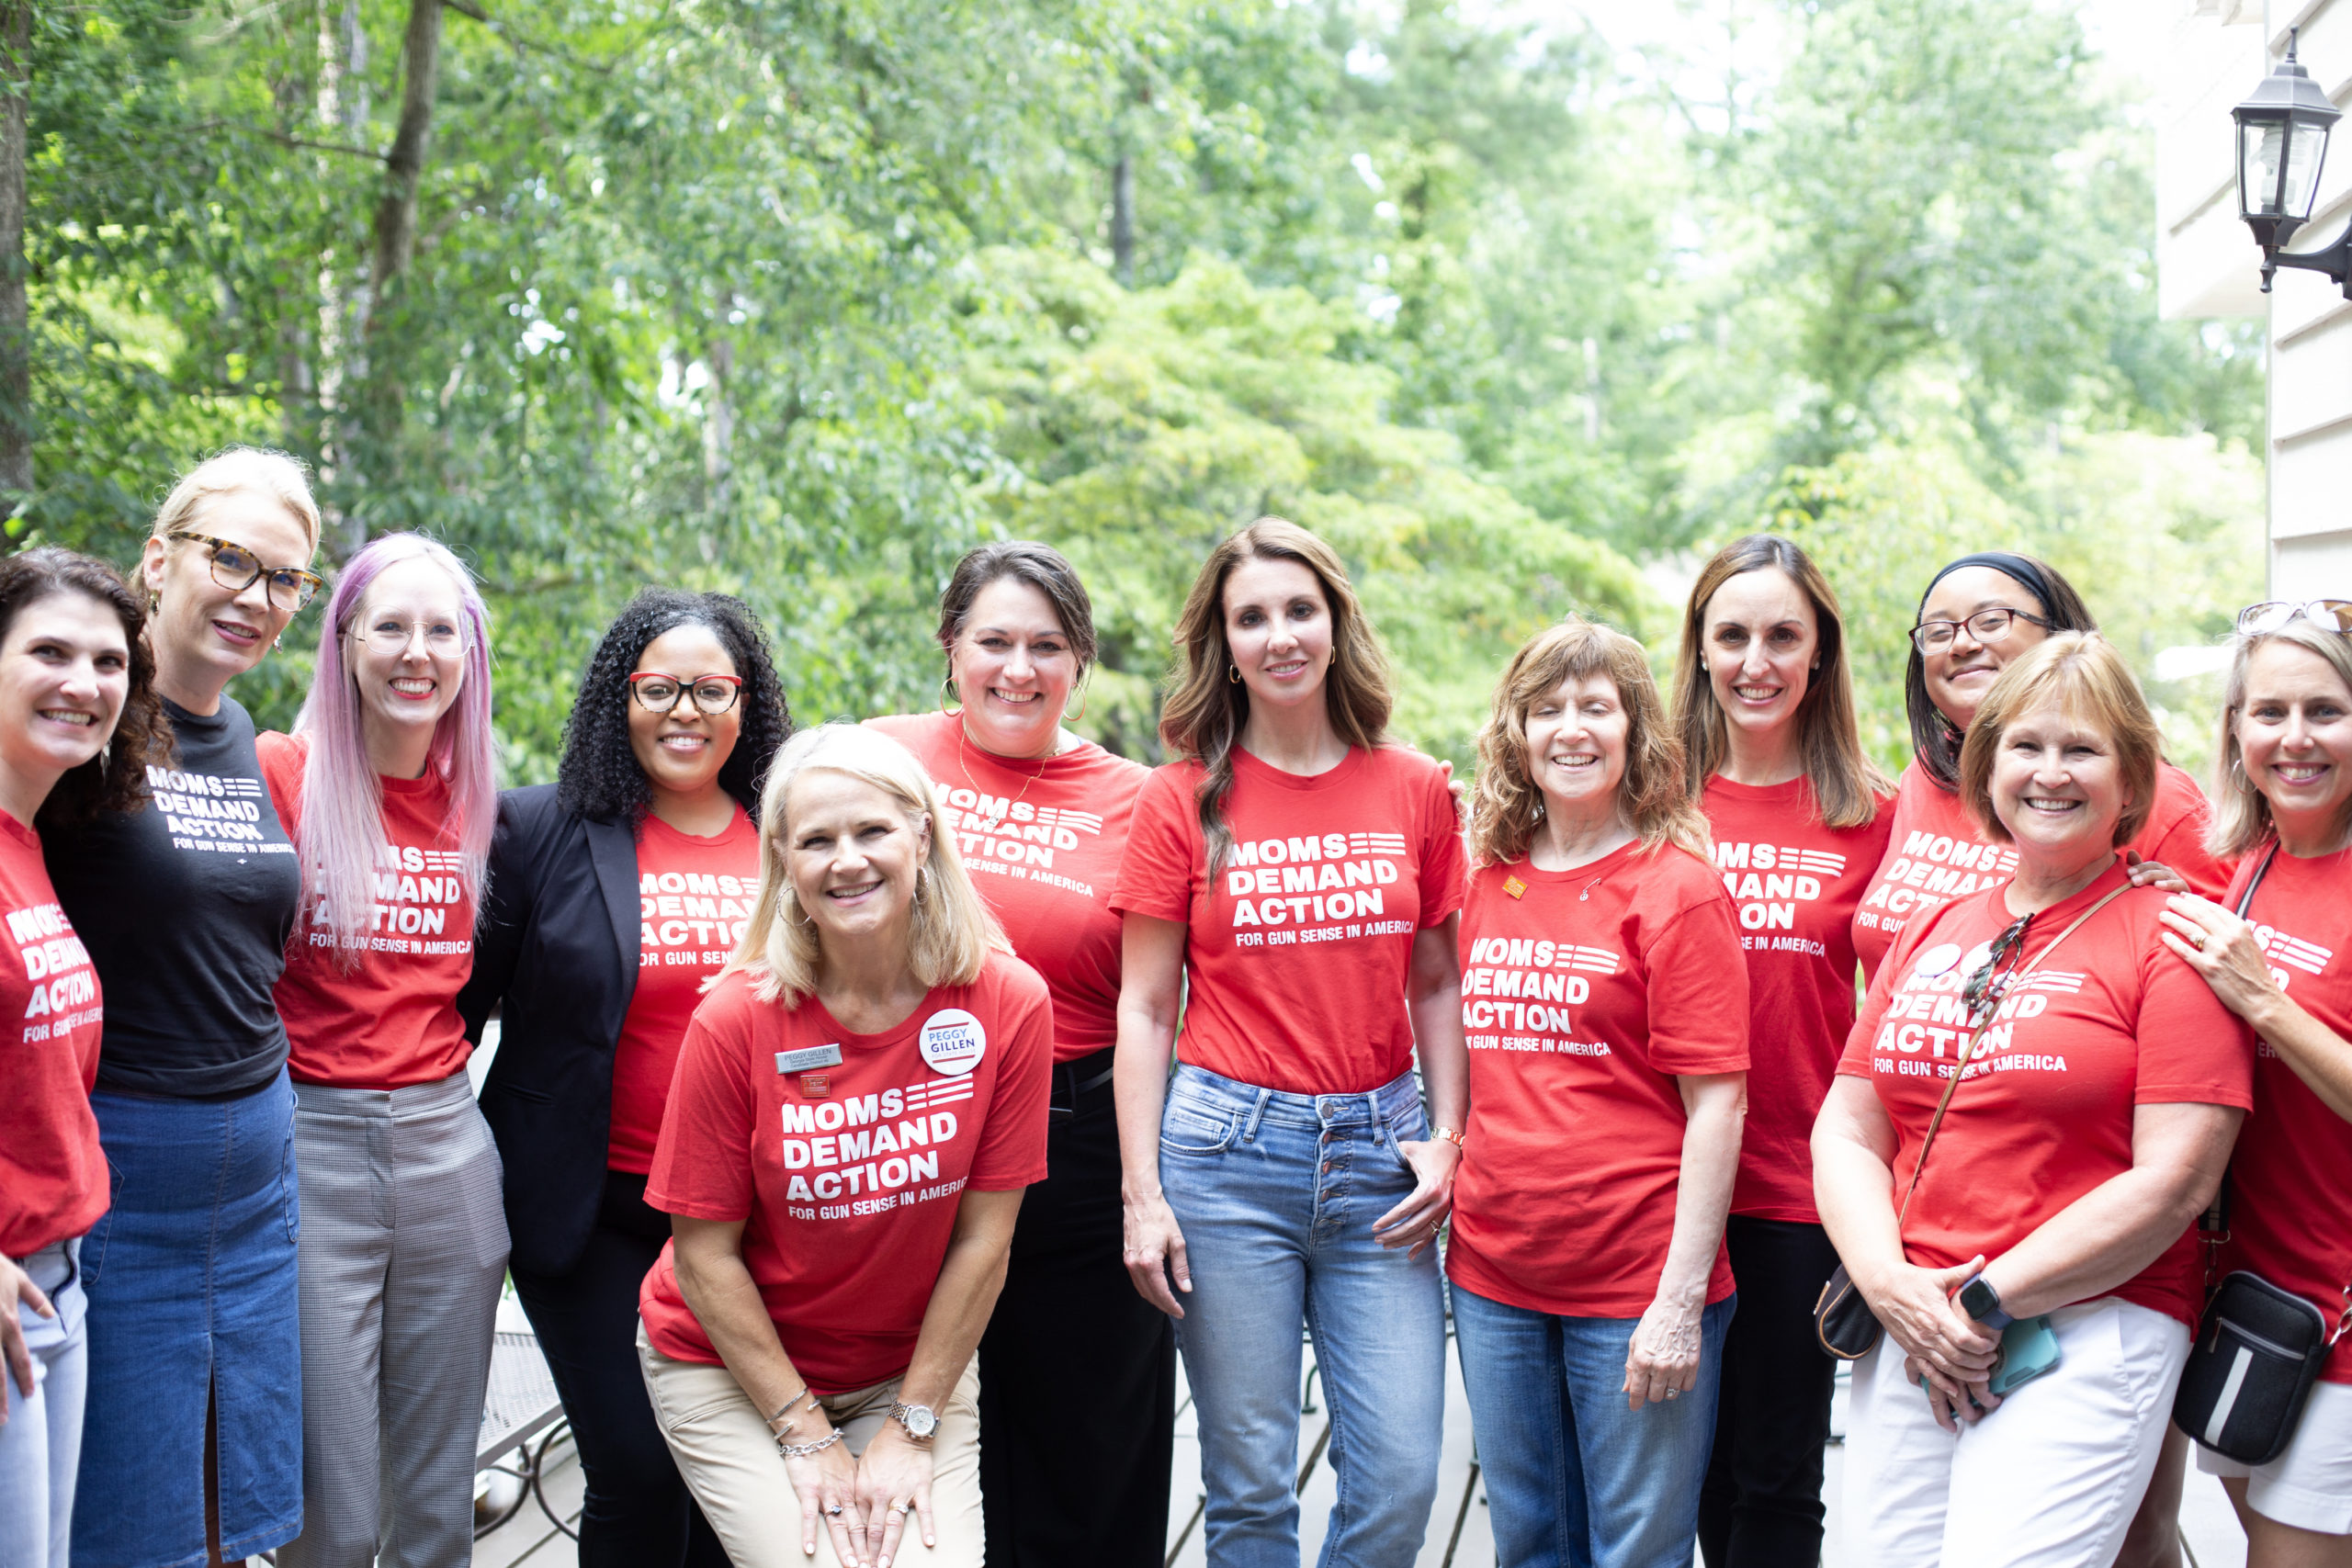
1699, 1215, 1843, 1568
978, 1049, 1177, 1568
511, 1169, 728, 1568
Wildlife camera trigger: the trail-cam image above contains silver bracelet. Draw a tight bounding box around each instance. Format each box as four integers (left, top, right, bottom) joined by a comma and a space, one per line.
764, 1386, 817, 1437
775, 1427, 844, 1460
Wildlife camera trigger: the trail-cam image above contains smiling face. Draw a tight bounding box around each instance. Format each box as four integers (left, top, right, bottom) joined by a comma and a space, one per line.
1988, 699, 2131, 868
627, 624, 743, 803
139, 491, 313, 698
1703, 566, 1818, 746
1920, 565, 2052, 730
346, 557, 468, 769
1223, 556, 1334, 714
2235, 638, 2352, 841
782, 768, 930, 953
1524, 672, 1629, 821
0, 592, 130, 810
950, 576, 1078, 759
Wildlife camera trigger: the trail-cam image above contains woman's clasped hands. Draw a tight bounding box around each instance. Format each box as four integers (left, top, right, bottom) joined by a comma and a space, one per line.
779, 1415, 937, 1568
1860, 1253, 2005, 1432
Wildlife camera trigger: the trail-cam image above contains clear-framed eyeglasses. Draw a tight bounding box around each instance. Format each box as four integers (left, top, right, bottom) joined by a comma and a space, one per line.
628, 672, 744, 716
351, 617, 468, 659
1909, 606, 2053, 655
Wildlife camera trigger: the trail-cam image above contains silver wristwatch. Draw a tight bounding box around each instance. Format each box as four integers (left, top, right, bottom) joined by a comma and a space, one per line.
888, 1400, 939, 1442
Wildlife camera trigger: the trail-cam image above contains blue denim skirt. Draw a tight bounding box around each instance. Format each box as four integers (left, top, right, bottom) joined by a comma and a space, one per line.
73, 1068, 303, 1568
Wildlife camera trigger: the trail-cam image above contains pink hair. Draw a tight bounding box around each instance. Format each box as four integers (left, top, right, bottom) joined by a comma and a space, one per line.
293, 533, 496, 964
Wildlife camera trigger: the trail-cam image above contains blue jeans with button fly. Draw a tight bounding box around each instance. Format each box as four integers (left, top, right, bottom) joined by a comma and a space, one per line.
1451, 1281, 1734, 1568
1159, 1063, 1445, 1568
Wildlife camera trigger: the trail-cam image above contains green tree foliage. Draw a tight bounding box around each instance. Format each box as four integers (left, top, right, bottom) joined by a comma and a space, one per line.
6, 0, 2267, 778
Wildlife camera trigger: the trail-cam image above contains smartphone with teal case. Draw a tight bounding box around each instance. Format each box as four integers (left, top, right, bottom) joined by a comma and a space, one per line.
1987, 1315, 2062, 1395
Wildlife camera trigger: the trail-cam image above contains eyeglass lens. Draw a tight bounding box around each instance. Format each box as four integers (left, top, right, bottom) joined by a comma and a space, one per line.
634, 677, 740, 715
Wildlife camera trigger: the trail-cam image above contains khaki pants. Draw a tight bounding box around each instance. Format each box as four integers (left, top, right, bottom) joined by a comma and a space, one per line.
636, 1323, 984, 1568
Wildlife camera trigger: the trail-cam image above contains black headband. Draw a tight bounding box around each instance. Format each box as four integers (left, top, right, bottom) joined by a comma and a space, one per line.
1918, 552, 2059, 620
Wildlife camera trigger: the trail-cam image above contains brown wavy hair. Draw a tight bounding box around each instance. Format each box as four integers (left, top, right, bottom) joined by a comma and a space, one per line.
1673, 534, 1889, 828
1159, 518, 1392, 874
0, 548, 169, 827
1470, 616, 1710, 867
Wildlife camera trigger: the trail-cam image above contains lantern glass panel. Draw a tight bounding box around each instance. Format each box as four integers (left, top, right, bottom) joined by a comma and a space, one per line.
2283, 118, 2331, 219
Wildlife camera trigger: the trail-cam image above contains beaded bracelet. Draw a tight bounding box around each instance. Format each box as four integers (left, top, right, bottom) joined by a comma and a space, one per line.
776, 1428, 845, 1460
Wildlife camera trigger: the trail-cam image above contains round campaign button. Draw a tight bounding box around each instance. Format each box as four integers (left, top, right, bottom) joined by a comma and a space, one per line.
1912, 942, 1963, 979
1958, 941, 1994, 977
918, 1009, 987, 1077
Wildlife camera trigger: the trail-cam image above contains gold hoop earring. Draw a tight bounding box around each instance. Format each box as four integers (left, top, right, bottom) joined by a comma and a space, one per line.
148, 592, 161, 615
1069, 676, 1089, 724
940, 675, 962, 715
1227, 664, 1240, 684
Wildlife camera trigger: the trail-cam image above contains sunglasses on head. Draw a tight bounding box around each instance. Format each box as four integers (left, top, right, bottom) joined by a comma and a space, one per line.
2237, 601, 2352, 637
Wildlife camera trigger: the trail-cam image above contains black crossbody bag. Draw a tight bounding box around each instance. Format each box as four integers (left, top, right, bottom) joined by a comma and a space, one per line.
2172, 845, 2352, 1464
1815, 887, 2131, 1359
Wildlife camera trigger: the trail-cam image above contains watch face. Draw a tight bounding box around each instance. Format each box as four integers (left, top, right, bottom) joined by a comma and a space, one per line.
903, 1404, 937, 1438
1961, 1280, 1997, 1316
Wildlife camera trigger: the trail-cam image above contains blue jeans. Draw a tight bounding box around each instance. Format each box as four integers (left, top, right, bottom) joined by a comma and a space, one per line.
1452, 1282, 1734, 1568
1160, 1062, 1445, 1568
0, 1241, 86, 1568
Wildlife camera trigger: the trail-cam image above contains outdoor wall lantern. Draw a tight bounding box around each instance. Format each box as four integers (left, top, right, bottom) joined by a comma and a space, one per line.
2234, 28, 2350, 296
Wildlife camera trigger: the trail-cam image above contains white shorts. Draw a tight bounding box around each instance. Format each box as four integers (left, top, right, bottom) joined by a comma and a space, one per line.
2197, 1378, 2352, 1535
1843, 1295, 2190, 1568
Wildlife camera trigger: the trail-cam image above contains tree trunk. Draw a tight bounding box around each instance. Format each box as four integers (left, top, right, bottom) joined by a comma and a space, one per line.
1, 3, 33, 500
369, 0, 443, 299
1110, 152, 1135, 287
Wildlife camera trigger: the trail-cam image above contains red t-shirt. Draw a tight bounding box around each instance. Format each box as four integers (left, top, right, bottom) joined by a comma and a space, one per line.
1446, 843, 1749, 1317
2218, 843, 2352, 1382
1838, 862, 2255, 1327
865, 713, 1148, 1064
1703, 775, 1895, 1224
260, 733, 476, 1089
607, 808, 762, 1174
639, 953, 1054, 1392
1851, 759, 2231, 979
0, 812, 107, 1258
1112, 745, 1465, 1095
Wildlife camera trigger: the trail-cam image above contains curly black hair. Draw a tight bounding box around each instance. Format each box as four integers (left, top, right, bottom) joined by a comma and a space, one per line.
0, 547, 170, 829
557, 589, 793, 825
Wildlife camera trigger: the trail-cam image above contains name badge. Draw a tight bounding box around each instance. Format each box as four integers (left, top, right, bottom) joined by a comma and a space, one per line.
776, 1044, 844, 1075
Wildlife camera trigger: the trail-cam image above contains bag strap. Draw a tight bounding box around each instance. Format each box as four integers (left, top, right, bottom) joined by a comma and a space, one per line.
2241, 840, 2352, 1347
1894, 881, 2136, 1232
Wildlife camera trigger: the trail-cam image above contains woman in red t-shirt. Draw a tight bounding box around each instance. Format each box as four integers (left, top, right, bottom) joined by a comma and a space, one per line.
2158, 606, 2352, 1556
1816, 632, 2252, 1568
1449, 615, 1749, 1567
458, 589, 792, 1568
1851, 553, 2230, 980
258, 532, 504, 1568
1669, 535, 1893, 1567
866, 542, 1170, 1568
1113, 517, 1467, 1564
636, 722, 1052, 1568
0, 549, 162, 1567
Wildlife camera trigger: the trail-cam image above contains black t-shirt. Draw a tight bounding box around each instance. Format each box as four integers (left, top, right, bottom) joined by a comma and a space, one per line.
44, 695, 302, 1098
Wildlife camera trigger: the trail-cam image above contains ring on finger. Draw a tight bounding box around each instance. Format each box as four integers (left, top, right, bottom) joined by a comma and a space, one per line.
825, 1505, 844, 1517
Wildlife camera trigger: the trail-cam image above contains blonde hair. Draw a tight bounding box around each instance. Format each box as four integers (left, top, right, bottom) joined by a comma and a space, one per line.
1958, 632, 2159, 848
2211, 619, 2352, 858
152, 446, 324, 553
1469, 616, 1711, 867
1159, 518, 1394, 878
1673, 534, 1890, 827
719, 724, 1005, 1007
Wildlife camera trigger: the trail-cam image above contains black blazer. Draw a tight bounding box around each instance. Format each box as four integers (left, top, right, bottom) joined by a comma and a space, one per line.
458, 784, 643, 1277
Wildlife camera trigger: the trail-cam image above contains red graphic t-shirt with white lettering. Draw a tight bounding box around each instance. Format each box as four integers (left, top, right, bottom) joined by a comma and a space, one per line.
866, 712, 1148, 1063
1113, 745, 1465, 1096
1851, 760, 2231, 980
0, 811, 107, 1258
1838, 862, 2254, 1327
2218, 842, 2352, 1382
607, 807, 761, 1173
1447, 842, 1748, 1317
261, 732, 477, 1089
1703, 775, 1894, 1224
639, 953, 1052, 1391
